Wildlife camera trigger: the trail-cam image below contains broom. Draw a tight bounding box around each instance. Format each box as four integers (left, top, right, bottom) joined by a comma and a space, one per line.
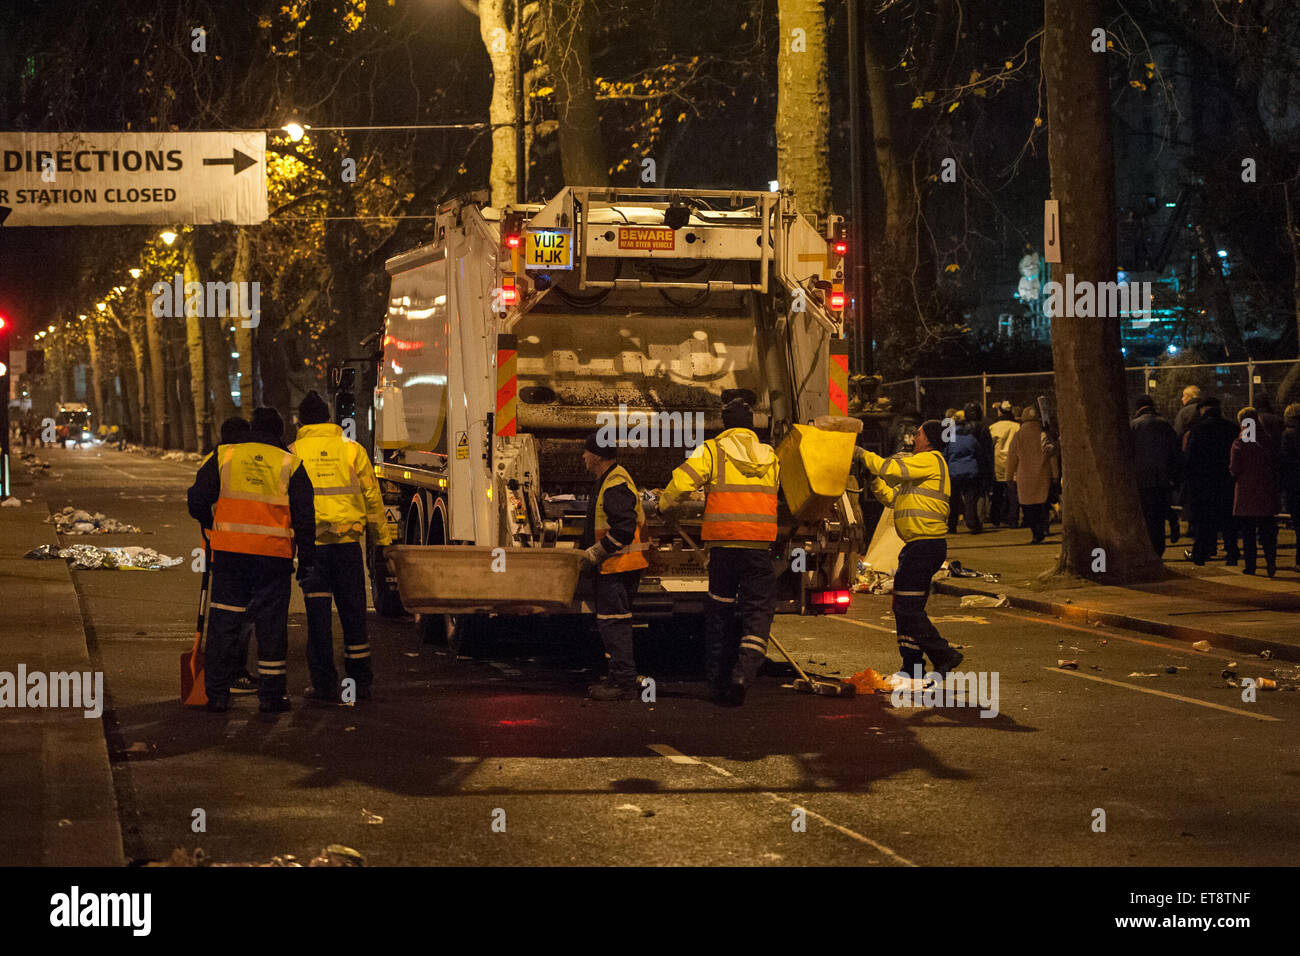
181, 536, 211, 707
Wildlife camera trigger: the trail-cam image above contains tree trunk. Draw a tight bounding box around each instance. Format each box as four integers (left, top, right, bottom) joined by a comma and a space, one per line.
233, 227, 256, 409
776, 0, 831, 229
864, 28, 906, 242
169, 320, 197, 451
145, 291, 169, 447
1043, 0, 1163, 583
542, 0, 607, 186
479, 0, 519, 206
84, 314, 107, 430
183, 241, 209, 450
1274, 180, 1300, 408
114, 329, 141, 444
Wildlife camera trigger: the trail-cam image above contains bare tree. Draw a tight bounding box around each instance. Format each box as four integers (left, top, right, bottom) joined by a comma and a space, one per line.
1043, 0, 1162, 581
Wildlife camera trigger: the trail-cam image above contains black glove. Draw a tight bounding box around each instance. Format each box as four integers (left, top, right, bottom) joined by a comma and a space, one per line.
296, 562, 317, 588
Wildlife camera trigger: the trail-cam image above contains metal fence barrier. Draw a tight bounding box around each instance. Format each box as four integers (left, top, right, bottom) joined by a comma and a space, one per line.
879, 358, 1300, 422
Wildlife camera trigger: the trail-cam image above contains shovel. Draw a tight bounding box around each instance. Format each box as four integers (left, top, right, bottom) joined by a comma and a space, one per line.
670, 523, 855, 698
181, 537, 211, 707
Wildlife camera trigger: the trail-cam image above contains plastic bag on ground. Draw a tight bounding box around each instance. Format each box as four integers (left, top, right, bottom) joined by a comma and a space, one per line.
959, 594, 1009, 608
845, 667, 896, 695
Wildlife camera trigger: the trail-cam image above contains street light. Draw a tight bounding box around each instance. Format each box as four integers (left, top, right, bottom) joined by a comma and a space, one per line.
160, 230, 177, 246
282, 122, 306, 143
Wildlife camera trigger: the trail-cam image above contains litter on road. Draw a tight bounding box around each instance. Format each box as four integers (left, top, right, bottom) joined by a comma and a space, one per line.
45, 506, 141, 534
23, 543, 183, 569
960, 594, 1010, 608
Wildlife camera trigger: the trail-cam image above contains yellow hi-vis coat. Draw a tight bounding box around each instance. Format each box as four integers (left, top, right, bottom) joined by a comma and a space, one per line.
289, 423, 394, 546
594, 464, 649, 573
660, 428, 780, 548
861, 448, 950, 542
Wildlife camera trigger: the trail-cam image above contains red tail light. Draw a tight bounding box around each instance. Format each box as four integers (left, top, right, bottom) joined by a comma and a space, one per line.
809, 589, 851, 614
832, 240, 848, 257
828, 287, 846, 311
504, 233, 522, 249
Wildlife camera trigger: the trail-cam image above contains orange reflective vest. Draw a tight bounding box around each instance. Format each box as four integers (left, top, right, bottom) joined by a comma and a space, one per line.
663, 430, 780, 545
595, 464, 649, 573
701, 446, 779, 543
210, 442, 301, 559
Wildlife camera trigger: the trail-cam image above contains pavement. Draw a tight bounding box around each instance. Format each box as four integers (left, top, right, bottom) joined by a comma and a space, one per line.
0, 457, 124, 865
938, 523, 1300, 663
6, 443, 1300, 867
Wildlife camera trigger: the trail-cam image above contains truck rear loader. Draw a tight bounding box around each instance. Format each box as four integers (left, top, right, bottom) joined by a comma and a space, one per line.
364, 186, 865, 647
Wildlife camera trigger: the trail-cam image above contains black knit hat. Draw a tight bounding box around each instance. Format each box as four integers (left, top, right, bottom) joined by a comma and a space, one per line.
1135, 394, 1155, 411
919, 419, 945, 448
584, 431, 617, 458
251, 406, 285, 443
299, 390, 331, 425
722, 398, 754, 430
219, 416, 251, 444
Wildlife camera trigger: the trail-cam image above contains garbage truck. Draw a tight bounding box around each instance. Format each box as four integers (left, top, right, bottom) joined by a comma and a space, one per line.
365, 186, 865, 645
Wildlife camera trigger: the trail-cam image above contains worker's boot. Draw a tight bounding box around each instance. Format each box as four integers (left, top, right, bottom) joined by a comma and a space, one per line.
928, 647, 964, 677
588, 678, 637, 701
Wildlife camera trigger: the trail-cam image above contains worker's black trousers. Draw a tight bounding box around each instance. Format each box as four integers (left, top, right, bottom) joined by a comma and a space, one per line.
594, 569, 642, 687
706, 546, 777, 690
892, 537, 955, 672
301, 542, 372, 694
206, 556, 291, 705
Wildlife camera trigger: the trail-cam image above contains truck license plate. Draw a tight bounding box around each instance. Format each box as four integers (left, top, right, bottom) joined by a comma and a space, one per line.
526, 228, 572, 269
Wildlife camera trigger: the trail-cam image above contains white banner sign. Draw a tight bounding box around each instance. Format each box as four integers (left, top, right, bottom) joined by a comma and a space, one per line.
0, 131, 267, 226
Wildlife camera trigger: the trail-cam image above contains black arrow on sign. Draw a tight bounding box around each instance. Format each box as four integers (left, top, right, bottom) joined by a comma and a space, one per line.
202, 148, 258, 175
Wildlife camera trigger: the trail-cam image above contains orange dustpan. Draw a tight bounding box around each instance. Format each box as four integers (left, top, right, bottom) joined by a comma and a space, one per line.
181, 540, 211, 706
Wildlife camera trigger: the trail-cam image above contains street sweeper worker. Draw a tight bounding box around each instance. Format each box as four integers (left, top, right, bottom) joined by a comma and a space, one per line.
187, 407, 316, 713
290, 390, 394, 704
577, 432, 649, 701
858, 419, 965, 683
659, 398, 779, 707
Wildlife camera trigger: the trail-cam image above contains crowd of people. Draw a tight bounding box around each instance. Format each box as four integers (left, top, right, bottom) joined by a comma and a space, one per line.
892, 385, 1298, 575
893, 400, 1063, 545
1132, 385, 1295, 576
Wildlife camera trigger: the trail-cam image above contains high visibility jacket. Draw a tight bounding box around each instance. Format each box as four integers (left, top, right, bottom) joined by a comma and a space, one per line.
593, 464, 649, 573
861, 448, 950, 542
289, 423, 394, 545
210, 442, 301, 558
661, 428, 779, 547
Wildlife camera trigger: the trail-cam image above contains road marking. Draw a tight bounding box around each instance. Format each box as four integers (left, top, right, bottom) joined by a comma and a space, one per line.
646, 744, 917, 866
996, 610, 1233, 660
1043, 667, 1280, 722
647, 744, 700, 764
828, 616, 897, 635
